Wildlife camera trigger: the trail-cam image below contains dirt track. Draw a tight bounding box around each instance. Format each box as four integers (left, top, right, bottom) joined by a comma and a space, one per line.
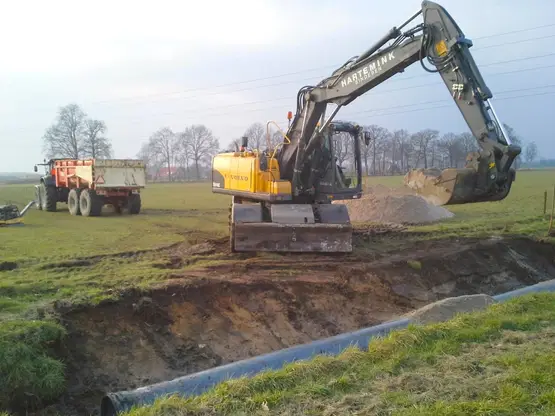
39, 230, 555, 416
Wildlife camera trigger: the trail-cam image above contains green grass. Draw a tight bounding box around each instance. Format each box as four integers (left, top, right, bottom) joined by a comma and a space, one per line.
122, 292, 555, 416
1, 171, 554, 320
0, 320, 66, 410
0, 182, 228, 262
0, 182, 231, 320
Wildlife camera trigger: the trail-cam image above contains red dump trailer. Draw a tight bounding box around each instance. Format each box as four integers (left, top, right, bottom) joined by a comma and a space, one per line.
34, 158, 146, 217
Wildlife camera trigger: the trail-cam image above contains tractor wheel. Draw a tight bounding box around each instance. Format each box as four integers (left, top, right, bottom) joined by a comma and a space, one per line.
79, 189, 103, 217
68, 189, 82, 216
127, 193, 141, 215
40, 183, 57, 212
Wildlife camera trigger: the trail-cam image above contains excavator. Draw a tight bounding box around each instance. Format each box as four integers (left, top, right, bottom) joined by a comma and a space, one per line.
211, 0, 521, 253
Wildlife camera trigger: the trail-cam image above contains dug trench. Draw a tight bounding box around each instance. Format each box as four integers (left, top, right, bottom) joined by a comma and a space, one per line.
28, 234, 555, 416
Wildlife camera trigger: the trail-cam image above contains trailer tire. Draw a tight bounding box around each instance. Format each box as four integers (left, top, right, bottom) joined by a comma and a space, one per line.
68, 189, 81, 216
40, 183, 57, 212
128, 193, 141, 215
80, 189, 103, 217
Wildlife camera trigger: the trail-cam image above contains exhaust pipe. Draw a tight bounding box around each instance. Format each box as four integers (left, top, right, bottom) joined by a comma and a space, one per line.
100, 279, 555, 416
19, 200, 37, 217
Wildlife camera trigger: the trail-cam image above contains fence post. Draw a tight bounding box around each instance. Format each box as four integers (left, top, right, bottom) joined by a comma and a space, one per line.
549, 186, 555, 235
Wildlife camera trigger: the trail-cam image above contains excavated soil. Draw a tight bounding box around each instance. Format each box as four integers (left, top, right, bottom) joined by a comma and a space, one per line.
32, 233, 555, 416
337, 184, 455, 224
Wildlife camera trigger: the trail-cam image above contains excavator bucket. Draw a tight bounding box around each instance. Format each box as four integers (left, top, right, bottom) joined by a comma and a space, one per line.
230, 202, 353, 253
403, 167, 513, 206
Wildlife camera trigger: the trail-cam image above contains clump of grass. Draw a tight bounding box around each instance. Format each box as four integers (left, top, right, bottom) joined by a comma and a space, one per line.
407, 259, 422, 270
122, 292, 555, 416
0, 320, 66, 410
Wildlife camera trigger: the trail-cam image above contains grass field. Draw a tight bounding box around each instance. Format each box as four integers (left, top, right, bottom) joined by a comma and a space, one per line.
1, 170, 555, 414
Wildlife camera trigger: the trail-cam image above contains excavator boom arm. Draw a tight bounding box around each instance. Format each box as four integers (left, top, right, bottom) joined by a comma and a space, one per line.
279, 0, 521, 204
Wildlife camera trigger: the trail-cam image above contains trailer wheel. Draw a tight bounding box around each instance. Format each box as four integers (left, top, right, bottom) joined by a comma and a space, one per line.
128, 193, 141, 215
40, 183, 57, 212
68, 189, 81, 216
80, 189, 103, 217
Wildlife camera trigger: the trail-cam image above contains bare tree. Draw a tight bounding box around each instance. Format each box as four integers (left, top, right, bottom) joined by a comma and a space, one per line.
378, 130, 393, 175
175, 131, 194, 180
410, 129, 439, 168
360, 132, 372, 175
457, 132, 478, 153
332, 131, 353, 167
392, 129, 411, 172
181, 124, 219, 179
136, 142, 154, 181
224, 138, 241, 152
525, 141, 538, 165
243, 122, 266, 150
365, 124, 390, 175
149, 127, 179, 182
42, 103, 87, 159
437, 132, 461, 168
83, 119, 112, 158
269, 130, 285, 150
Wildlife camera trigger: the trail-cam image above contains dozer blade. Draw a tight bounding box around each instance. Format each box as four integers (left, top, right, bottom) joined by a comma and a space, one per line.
231, 203, 352, 253
404, 167, 513, 206
234, 222, 352, 252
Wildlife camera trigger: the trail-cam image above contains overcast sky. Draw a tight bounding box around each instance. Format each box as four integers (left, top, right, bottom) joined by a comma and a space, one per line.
1, 0, 554, 172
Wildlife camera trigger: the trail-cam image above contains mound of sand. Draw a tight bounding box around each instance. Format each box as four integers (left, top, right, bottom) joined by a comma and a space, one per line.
406, 294, 495, 325
335, 184, 454, 225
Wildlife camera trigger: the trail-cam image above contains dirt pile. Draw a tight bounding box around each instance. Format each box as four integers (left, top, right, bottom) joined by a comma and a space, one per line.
407, 294, 495, 324
337, 184, 455, 224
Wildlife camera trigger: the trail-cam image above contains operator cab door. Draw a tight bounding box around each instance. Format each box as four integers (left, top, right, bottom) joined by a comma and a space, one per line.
316, 129, 362, 200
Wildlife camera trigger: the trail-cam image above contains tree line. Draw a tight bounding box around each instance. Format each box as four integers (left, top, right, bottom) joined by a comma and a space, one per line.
42, 103, 112, 159
42, 104, 539, 180
328, 122, 536, 176
230, 121, 538, 177
137, 125, 219, 181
